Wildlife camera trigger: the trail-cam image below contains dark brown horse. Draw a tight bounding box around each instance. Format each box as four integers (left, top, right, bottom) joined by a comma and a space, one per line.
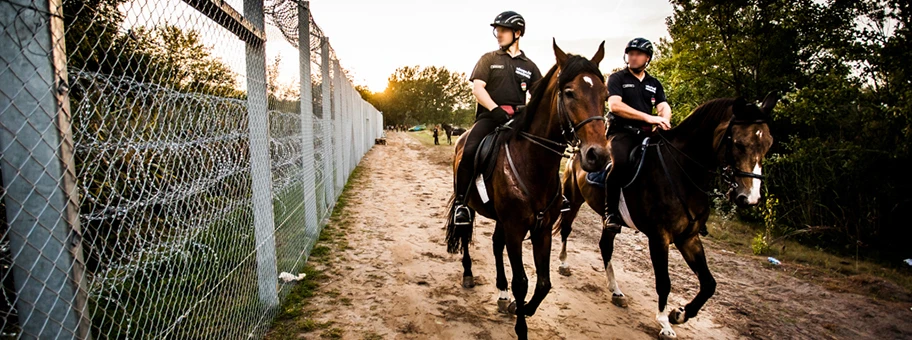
555, 95, 777, 339
445, 40, 610, 339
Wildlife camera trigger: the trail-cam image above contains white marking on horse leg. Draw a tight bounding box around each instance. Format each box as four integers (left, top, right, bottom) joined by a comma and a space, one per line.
498, 290, 510, 300
656, 308, 677, 338
605, 261, 623, 296
748, 163, 762, 204
559, 239, 569, 269
583, 76, 594, 87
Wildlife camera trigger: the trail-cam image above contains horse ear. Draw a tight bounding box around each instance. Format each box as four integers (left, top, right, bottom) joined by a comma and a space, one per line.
553, 38, 568, 66
591, 40, 605, 66
760, 91, 780, 115
732, 97, 748, 117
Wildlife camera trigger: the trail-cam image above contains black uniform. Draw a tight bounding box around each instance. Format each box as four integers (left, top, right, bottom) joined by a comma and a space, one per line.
603, 68, 668, 227
455, 50, 542, 198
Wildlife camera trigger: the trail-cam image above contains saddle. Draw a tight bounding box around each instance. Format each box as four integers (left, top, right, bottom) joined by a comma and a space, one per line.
474, 123, 508, 183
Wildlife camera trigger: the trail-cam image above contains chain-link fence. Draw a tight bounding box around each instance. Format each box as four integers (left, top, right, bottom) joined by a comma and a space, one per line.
0, 0, 381, 337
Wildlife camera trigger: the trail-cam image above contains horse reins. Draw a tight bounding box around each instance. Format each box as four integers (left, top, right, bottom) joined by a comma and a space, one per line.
501, 84, 607, 232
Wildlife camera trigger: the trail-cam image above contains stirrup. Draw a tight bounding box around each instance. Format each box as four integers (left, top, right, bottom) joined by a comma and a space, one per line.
560, 197, 571, 213
602, 214, 624, 233
453, 204, 473, 226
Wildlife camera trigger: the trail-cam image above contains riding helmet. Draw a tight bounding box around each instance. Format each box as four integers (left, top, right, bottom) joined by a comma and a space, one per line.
625, 37, 654, 58
491, 11, 525, 36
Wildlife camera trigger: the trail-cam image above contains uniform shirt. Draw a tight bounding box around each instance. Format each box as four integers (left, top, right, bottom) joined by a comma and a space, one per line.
606, 68, 667, 128
469, 49, 542, 116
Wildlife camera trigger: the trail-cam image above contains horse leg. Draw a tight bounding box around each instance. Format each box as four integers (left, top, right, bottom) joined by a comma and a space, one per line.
523, 228, 552, 316
648, 237, 676, 339
668, 234, 716, 325
493, 222, 510, 313
598, 227, 628, 308
557, 202, 580, 276
461, 216, 474, 288
505, 229, 530, 339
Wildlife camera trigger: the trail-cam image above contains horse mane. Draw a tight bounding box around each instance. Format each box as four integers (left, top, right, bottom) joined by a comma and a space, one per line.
498, 55, 604, 143
666, 98, 736, 140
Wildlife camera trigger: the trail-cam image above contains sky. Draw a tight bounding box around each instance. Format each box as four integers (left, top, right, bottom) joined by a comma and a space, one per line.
308, 0, 675, 92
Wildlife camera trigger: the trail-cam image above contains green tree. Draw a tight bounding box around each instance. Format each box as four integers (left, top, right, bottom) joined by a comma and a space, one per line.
360, 66, 472, 126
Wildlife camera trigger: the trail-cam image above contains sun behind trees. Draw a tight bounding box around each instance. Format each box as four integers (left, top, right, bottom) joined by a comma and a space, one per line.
357, 66, 475, 128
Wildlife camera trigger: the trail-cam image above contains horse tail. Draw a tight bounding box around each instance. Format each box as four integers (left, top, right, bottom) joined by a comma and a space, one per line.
553, 154, 577, 236
444, 193, 470, 254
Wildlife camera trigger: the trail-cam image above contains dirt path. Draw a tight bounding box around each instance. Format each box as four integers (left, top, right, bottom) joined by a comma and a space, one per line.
284, 132, 912, 339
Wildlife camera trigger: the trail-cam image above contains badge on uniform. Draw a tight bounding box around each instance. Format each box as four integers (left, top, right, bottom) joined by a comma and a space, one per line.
521, 81, 527, 92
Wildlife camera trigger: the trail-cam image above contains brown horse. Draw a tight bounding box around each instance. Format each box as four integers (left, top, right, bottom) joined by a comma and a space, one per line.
445, 40, 610, 339
555, 95, 777, 339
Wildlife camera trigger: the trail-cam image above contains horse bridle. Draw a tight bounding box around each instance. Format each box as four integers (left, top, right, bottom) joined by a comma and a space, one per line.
557, 89, 606, 148
516, 82, 608, 156
717, 116, 768, 188
654, 114, 770, 197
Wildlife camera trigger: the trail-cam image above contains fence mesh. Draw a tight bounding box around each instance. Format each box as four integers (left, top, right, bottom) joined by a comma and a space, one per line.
0, 0, 382, 337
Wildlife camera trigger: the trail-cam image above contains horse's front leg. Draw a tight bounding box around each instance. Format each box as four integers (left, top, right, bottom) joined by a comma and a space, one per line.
598, 226, 628, 307
668, 233, 716, 325
523, 226, 552, 316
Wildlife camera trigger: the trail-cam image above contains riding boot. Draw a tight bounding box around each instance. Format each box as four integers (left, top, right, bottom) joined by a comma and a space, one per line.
603, 183, 625, 233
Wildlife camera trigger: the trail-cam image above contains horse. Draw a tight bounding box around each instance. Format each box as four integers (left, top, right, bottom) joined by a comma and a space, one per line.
444, 40, 611, 339
554, 95, 777, 339
441, 123, 454, 145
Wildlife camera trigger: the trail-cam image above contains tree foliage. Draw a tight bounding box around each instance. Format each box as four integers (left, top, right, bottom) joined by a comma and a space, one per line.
651, 0, 911, 259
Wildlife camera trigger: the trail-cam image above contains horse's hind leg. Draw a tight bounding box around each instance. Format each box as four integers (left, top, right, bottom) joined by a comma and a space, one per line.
493, 222, 510, 313
523, 228, 553, 316
648, 236, 677, 340
557, 201, 581, 277
668, 234, 716, 325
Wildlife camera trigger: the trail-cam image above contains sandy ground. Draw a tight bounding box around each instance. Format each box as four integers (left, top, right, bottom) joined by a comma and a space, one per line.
283, 132, 912, 339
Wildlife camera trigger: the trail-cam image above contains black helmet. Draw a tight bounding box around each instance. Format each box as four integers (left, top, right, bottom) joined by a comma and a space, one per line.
625, 37, 654, 58
491, 11, 525, 36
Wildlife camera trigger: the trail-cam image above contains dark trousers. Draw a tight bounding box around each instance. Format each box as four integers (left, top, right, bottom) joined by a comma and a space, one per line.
604, 128, 644, 216
454, 111, 510, 200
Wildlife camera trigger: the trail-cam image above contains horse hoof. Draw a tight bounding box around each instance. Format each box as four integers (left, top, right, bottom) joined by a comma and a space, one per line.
558, 265, 572, 276
669, 307, 687, 324
507, 300, 518, 315
462, 276, 475, 288
611, 294, 629, 308
497, 299, 511, 314
658, 328, 677, 340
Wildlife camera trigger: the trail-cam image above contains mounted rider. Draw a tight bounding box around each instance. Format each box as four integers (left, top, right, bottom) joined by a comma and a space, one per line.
452, 11, 543, 226
603, 37, 673, 231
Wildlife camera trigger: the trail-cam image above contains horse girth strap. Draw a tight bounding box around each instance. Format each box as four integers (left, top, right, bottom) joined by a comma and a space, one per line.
655, 143, 698, 224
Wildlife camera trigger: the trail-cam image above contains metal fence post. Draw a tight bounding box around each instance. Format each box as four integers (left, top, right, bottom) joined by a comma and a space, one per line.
332, 60, 345, 194
243, 0, 277, 308
297, 1, 318, 242
0, 0, 92, 337
320, 37, 335, 208
337, 61, 349, 182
